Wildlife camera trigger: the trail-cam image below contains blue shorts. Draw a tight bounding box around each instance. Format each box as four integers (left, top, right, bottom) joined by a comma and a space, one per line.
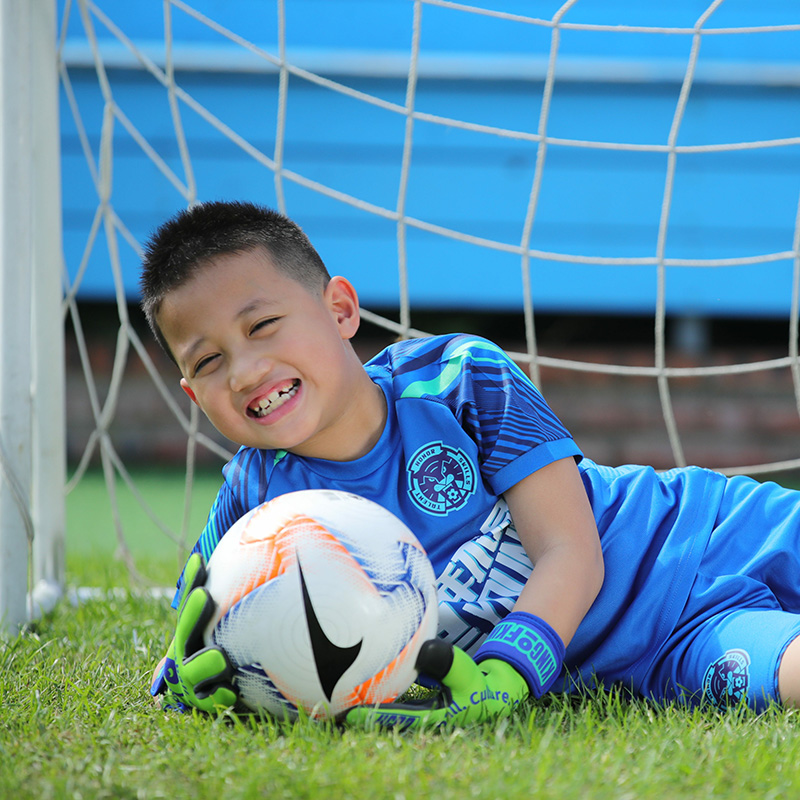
634, 475, 800, 711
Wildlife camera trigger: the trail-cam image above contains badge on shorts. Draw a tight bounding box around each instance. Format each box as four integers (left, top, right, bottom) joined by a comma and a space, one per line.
702, 649, 751, 708
407, 441, 477, 516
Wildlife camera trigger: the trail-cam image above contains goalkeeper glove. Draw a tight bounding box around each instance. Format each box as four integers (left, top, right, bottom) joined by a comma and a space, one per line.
344, 639, 526, 729
153, 552, 238, 714
473, 611, 565, 699
344, 612, 564, 730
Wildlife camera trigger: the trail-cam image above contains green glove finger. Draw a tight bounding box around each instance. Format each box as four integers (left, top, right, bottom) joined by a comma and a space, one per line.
174, 586, 214, 660
440, 644, 485, 692
177, 553, 207, 616
187, 679, 238, 714
162, 642, 237, 714
415, 637, 456, 681
181, 647, 234, 691
479, 658, 529, 704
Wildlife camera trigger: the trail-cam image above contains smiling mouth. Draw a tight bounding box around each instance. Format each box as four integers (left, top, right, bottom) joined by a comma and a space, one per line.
248, 379, 300, 418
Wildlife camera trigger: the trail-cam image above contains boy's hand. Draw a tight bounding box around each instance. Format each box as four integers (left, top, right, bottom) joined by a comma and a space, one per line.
344, 639, 529, 730
156, 553, 238, 714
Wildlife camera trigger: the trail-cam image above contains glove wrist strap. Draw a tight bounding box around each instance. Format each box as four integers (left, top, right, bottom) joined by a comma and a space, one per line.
474, 611, 565, 698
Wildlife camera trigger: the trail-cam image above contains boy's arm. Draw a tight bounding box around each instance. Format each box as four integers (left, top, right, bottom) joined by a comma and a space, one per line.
503, 456, 604, 648
346, 456, 603, 729
463, 456, 603, 702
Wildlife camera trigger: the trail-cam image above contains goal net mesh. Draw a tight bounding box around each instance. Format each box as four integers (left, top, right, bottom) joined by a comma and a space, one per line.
57, 0, 800, 590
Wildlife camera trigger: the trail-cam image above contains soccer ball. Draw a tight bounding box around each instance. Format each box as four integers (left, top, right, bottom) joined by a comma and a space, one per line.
202, 489, 439, 719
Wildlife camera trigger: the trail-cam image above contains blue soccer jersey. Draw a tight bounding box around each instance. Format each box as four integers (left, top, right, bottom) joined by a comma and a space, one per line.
175, 333, 800, 708
184, 334, 580, 570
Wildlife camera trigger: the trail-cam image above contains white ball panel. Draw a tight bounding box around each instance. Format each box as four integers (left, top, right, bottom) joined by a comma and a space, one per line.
203, 490, 439, 719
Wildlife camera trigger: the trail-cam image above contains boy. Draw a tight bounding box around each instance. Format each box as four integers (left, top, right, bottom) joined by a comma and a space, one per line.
143, 200, 800, 726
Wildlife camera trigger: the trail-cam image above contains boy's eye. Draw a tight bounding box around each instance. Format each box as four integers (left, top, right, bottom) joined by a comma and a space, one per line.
193, 354, 218, 376
251, 317, 279, 334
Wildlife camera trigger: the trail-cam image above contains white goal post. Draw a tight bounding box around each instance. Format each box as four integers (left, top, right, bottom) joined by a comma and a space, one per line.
0, 0, 65, 635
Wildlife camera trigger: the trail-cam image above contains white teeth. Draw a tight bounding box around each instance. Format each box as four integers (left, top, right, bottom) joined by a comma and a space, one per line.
258, 390, 280, 409
250, 381, 299, 417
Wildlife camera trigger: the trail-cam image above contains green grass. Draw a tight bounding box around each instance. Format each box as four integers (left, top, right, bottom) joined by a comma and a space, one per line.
4, 468, 800, 798
64, 467, 223, 589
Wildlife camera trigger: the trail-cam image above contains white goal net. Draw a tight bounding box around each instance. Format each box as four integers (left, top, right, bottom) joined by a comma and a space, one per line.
2, 0, 799, 631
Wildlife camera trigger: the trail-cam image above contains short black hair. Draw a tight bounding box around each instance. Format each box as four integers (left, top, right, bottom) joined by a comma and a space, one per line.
139, 200, 330, 358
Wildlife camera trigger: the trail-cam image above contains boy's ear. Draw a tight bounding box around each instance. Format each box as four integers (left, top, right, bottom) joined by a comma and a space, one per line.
181, 378, 199, 406
324, 276, 360, 340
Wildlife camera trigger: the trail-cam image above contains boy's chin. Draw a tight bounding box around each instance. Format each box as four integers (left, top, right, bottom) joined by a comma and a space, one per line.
235, 430, 308, 454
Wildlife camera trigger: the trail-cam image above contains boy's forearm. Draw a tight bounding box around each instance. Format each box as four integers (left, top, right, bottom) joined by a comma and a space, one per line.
512, 540, 604, 647
503, 457, 605, 649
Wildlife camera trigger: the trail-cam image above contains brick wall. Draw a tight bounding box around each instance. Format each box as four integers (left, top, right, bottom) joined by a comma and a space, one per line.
66, 332, 800, 474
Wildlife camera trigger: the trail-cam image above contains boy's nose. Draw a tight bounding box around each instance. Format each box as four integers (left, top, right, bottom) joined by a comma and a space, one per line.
229, 352, 272, 394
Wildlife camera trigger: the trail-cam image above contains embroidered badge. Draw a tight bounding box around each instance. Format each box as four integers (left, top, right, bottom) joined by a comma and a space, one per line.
703, 649, 751, 708
407, 441, 477, 516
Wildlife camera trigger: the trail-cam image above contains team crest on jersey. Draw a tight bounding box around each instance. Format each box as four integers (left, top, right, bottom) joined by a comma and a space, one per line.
702, 649, 751, 708
407, 441, 477, 515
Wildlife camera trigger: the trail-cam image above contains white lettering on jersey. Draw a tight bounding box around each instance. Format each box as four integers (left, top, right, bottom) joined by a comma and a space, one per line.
435, 499, 533, 656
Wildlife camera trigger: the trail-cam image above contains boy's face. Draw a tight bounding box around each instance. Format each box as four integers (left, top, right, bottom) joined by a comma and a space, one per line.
157, 248, 372, 459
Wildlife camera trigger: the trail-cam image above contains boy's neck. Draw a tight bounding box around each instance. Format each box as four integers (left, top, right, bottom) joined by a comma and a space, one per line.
343, 375, 387, 460
290, 366, 387, 463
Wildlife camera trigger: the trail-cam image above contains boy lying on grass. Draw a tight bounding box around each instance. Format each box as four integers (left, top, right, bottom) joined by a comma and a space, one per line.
143, 200, 800, 726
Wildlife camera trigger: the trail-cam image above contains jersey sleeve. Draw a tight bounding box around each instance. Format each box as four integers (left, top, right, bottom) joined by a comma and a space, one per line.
394, 335, 581, 495
170, 459, 249, 608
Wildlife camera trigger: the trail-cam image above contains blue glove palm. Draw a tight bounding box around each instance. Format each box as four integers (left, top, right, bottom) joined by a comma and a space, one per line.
157, 553, 238, 714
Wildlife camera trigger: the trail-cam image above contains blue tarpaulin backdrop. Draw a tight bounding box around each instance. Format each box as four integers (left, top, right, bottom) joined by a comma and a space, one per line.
58, 1, 800, 316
